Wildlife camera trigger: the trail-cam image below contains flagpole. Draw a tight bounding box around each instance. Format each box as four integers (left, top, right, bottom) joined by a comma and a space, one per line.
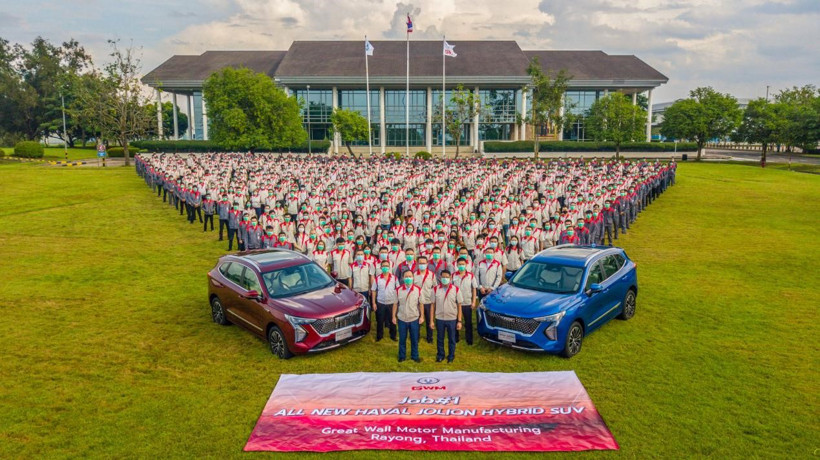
442, 35, 446, 159
405, 24, 410, 159
365, 35, 372, 157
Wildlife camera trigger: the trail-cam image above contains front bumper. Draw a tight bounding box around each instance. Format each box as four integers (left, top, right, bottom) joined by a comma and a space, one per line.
476, 310, 564, 353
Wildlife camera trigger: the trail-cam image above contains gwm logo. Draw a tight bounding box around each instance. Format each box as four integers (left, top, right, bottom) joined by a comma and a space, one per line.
412, 377, 445, 391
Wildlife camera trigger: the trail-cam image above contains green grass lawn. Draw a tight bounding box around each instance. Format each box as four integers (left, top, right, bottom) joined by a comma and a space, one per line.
1, 146, 100, 161
0, 161, 817, 459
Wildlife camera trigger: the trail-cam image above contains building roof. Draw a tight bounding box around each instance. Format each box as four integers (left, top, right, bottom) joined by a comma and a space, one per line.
142, 41, 668, 89
523, 50, 668, 83
142, 50, 287, 87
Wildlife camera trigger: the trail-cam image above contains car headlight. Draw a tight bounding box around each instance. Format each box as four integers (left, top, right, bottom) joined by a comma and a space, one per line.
535, 312, 566, 341
285, 314, 316, 342
478, 298, 488, 311
360, 294, 370, 310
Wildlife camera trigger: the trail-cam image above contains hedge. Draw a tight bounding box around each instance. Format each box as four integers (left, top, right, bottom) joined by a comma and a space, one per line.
13, 141, 44, 158
415, 151, 432, 160
106, 147, 147, 158
483, 140, 698, 153
131, 139, 331, 153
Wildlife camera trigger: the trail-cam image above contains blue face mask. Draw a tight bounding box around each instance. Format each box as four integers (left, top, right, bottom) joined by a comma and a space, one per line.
441, 278, 450, 285
418, 264, 428, 271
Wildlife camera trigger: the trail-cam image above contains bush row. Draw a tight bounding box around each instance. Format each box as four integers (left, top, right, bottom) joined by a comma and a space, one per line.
483, 140, 698, 153
131, 140, 331, 153
13, 141, 45, 158
106, 147, 147, 158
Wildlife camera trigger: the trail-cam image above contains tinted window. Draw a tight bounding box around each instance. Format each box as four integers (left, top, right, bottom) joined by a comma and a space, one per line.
585, 261, 605, 288
509, 261, 584, 294
242, 269, 262, 292
219, 262, 231, 277
225, 263, 245, 286
601, 256, 623, 279
262, 262, 336, 298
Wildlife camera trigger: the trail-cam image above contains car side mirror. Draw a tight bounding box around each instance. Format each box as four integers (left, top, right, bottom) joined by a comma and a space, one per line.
505, 271, 513, 280
586, 283, 603, 296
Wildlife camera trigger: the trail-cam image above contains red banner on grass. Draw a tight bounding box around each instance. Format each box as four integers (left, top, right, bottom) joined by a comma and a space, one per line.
244, 371, 618, 452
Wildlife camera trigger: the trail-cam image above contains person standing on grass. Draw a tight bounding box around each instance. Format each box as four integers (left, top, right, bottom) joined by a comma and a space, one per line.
602, 199, 618, 245
371, 260, 398, 342
237, 214, 251, 251
393, 269, 423, 363
575, 217, 590, 245
202, 193, 216, 233
227, 203, 241, 251
452, 258, 478, 345
246, 216, 263, 250
431, 270, 463, 363
413, 256, 436, 344
477, 252, 503, 300
330, 237, 352, 287
351, 248, 374, 301
217, 193, 230, 241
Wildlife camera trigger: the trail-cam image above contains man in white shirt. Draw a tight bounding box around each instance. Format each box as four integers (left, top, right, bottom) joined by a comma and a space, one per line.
393, 270, 423, 363
431, 270, 464, 363
370, 260, 398, 342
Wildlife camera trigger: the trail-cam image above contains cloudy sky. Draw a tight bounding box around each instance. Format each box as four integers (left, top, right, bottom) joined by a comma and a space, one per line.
1, 0, 818, 102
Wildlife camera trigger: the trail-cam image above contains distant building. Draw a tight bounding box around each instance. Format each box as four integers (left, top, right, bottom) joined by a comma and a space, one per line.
143, 40, 668, 152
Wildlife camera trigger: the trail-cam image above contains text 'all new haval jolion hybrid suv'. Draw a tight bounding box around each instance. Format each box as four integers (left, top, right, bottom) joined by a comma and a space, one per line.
207, 249, 370, 359
478, 245, 637, 358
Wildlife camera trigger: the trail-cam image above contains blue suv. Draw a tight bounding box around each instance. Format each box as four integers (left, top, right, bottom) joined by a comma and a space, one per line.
477, 245, 637, 358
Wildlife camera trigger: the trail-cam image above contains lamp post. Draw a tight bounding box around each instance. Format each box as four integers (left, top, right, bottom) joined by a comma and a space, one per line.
61, 91, 68, 161
306, 85, 311, 155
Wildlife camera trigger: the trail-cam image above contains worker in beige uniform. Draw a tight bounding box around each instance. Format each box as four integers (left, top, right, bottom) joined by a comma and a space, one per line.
452, 257, 479, 345
431, 270, 464, 363
393, 270, 423, 363
413, 256, 436, 344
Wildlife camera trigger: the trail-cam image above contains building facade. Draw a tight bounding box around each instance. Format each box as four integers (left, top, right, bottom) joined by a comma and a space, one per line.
142, 41, 668, 153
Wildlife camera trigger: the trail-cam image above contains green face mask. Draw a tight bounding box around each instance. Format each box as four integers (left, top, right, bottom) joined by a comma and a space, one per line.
457, 265, 466, 272
403, 277, 414, 286
381, 267, 390, 274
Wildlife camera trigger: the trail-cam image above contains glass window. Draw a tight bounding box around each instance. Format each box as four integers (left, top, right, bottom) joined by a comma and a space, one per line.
585, 261, 605, 289
242, 269, 262, 292
219, 262, 232, 277
432, 123, 469, 146
509, 262, 584, 294
385, 123, 425, 147
262, 262, 336, 298
601, 256, 622, 279
384, 90, 426, 123
293, 89, 333, 123
225, 263, 245, 286
338, 90, 380, 146
479, 89, 516, 123
478, 123, 511, 141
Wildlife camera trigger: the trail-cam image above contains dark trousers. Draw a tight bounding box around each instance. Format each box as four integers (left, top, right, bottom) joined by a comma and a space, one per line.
203, 214, 214, 231
456, 306, 474, 344
194, 206, 203, 223
227, 228, 238, 251
179, 200, 185, 215
254, 207, 262, 218
604, 223, 616, 246
162, 188, 167, 202
619, 212, 628, 233
422, 303, 433, 342
376, 302, 396, 341
218, 219, 228, 240
157, 186, 162, 197
398, 319, 420, 361
436, 319, 457, 361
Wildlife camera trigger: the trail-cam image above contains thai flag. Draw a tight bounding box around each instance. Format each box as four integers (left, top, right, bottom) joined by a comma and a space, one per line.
406, 14, 413, 33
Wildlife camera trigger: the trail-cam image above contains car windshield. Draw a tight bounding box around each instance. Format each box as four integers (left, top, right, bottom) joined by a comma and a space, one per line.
261, 262, 336, 298
508, 261, 585, 294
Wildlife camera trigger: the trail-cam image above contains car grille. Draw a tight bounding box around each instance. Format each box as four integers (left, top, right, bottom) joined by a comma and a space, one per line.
484, 311, 540, 335
312, 308, 362, 335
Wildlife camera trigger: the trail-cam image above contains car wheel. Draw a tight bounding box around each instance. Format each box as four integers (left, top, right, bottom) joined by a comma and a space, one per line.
561, 321, 584, 358
268, 326, 293, 359
618, 289, 637, 320
210, 297, 230, 325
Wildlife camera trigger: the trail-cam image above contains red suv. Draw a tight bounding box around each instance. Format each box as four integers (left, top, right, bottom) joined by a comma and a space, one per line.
207, 249, 370, 358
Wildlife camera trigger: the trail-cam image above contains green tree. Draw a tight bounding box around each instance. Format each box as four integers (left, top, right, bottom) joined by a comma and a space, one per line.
203, 67, 305, 152
774, 85, 819, 153
585, 92, 647, 159
733, 98, 788, 167
330, 108, 369, 156
77, 40, 153, 166
526, 58, 572, 159
144, 101, 189, 139
431, 84, 480, 158
660, 87, 741, 160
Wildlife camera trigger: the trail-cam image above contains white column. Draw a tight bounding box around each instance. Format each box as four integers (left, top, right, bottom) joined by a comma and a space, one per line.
331, 87, 339, 154
201, 96, 209, 141
172, 92, 179, 140
632, 92, 637, 105
379, 87, 386, 154
646, 89, 654, 142
188, 94, 196, 140
558, 92, 565, 141
520, 86, 528, 141
426, 87, 432, 153
155, 89, 163, 140
473, 86, 480, 152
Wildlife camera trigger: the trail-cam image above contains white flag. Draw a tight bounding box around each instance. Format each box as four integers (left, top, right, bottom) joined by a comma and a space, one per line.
443, 41, 456, 57
365, 40, 374, 56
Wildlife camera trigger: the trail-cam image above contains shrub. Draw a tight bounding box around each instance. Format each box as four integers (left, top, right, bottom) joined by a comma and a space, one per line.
13, 141, 44, 158
0, 149, 5, 158
106, 147, 146, 158
414, 151, 432, 160
482, 140, 698, 153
